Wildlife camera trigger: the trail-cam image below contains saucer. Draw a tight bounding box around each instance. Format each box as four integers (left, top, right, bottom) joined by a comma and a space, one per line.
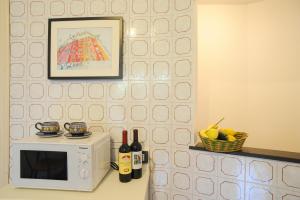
64, 132, 92, 139
36, 131, 64, 138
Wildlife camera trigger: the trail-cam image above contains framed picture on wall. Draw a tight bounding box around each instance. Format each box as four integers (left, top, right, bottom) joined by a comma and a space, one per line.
48, 17, 123, 79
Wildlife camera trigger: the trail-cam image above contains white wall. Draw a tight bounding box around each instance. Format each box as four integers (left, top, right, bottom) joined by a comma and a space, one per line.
197, 0, 300, 152
0, 0, 10, 186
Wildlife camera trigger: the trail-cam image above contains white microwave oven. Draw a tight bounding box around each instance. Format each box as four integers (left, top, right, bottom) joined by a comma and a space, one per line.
11, 132, 110, 191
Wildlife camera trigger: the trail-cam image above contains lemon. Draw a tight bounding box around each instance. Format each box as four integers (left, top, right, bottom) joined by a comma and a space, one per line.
206, 129, 218, 140
227, 135, 237, 142
219, 128, 236, 136
199, 130, 208, 138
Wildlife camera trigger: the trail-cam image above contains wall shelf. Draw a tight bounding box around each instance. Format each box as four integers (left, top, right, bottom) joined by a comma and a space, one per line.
190, 143, 300, 163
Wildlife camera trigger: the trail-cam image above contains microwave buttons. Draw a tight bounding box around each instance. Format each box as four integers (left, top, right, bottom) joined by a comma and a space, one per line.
80, 154, 88, 162
82, 161, 88, 166
79, 168, 89, 179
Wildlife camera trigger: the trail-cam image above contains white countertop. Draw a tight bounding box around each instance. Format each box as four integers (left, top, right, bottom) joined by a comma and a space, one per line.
0, 165, 149, 200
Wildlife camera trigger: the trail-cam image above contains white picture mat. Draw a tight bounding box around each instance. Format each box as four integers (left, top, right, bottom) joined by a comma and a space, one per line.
50, 19, 121, 77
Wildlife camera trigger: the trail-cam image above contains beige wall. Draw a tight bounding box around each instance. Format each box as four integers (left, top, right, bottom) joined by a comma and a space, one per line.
197, 0, 300, 152
197, 4, 248, 139
0, 0, 10, 186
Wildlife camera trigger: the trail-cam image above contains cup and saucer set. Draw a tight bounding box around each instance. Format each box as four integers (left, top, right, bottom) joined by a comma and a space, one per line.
35, 121, 92, 139
63, 122, 92, 139
35, 121, 63, 138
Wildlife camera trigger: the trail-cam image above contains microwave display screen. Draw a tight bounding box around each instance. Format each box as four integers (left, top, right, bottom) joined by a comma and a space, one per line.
20, 150, 68, 180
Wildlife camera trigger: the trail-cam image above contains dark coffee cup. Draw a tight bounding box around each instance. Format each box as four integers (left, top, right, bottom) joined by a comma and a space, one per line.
64, 122, 87, 135
35, 121, 60, 134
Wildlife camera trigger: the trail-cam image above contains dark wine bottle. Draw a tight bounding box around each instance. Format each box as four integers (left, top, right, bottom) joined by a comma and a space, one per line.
119, 130, 132, 183
130, 129, 142, 179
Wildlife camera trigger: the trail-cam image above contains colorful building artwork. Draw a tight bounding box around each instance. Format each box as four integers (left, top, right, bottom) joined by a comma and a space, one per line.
57, 32, 110, 70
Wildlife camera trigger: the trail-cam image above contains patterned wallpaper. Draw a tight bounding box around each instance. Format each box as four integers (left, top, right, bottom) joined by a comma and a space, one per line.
9, 0, 196, 199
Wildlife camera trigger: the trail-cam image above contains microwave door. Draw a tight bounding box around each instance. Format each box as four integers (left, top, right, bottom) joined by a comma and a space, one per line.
20, 150, 68, 181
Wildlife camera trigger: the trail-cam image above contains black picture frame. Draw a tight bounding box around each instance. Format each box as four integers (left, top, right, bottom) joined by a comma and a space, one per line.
48, 17, 123, 79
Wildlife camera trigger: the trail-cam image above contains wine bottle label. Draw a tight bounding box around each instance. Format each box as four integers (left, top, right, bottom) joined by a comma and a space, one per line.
119, 153, 132, 175
132, 151, 142, 170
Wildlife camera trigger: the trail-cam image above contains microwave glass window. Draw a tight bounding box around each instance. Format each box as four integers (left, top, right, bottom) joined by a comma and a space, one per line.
20, 150, 68, 180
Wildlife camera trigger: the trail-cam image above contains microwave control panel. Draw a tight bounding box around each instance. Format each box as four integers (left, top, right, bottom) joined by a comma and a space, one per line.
78, 146, 91, 180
